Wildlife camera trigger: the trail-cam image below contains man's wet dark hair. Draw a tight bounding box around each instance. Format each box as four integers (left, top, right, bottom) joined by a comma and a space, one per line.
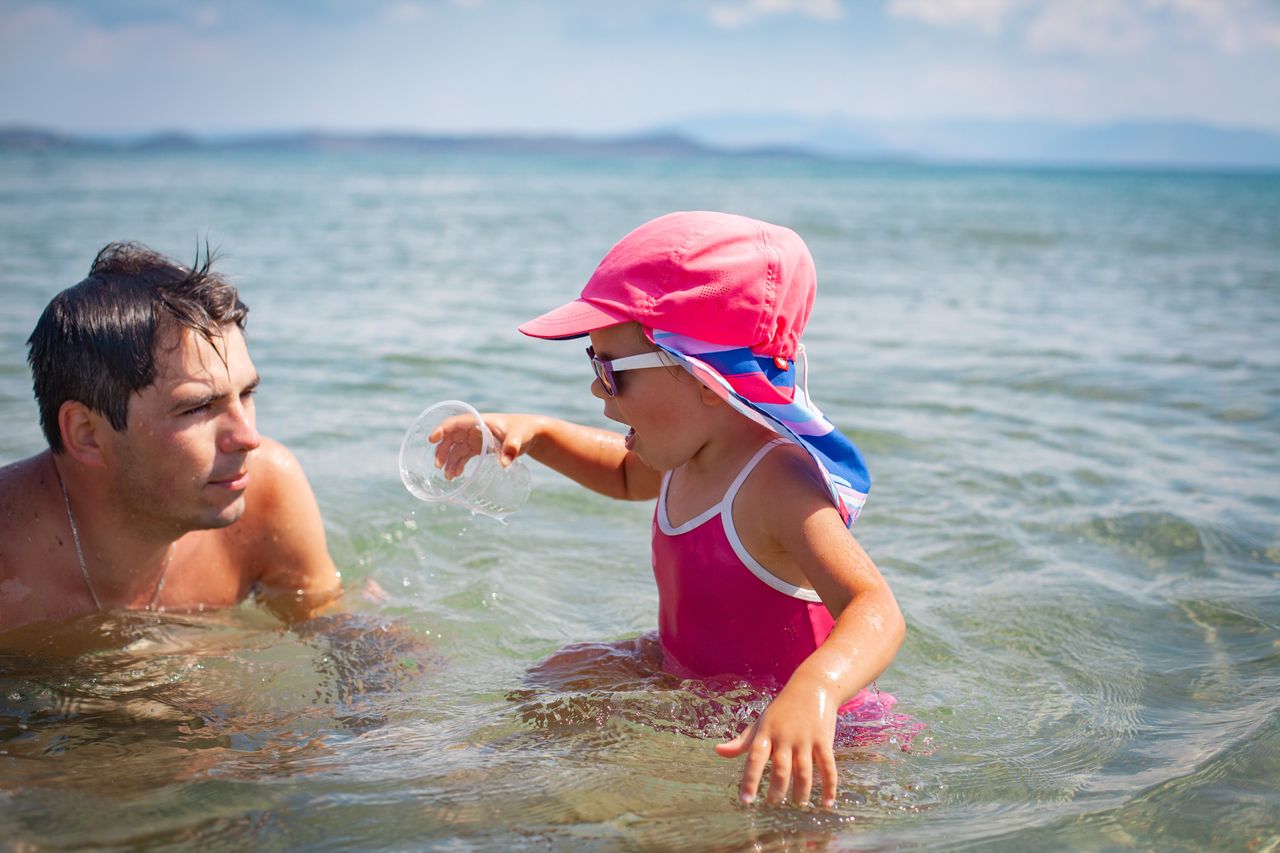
27, 241, 249, 453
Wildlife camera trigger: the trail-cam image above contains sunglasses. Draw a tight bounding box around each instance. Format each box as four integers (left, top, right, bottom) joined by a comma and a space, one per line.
586, 346, 675, 397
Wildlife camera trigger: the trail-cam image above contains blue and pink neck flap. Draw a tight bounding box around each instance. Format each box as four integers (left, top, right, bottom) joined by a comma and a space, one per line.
649, 329, 871, 527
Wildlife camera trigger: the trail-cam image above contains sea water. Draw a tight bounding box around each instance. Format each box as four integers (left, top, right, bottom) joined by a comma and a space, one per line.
0, 149, 1277, 850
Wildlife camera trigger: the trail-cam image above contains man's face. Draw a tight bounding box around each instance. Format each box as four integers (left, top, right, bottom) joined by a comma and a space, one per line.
103, 323, 262, 536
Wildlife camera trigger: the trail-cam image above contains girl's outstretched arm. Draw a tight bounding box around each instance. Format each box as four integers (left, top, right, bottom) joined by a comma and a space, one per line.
430, 413, 662, 501
715, 449, 905, 808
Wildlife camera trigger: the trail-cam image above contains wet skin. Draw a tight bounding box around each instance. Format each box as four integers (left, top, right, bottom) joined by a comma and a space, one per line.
0, 325, 342, 635
428, 322, 905, 808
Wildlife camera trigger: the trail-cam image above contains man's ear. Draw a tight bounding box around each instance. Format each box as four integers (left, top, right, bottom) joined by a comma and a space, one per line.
58, 401, 110, 468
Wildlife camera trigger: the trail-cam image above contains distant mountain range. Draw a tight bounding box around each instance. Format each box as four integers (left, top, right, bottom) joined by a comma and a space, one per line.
660, 115, 1280, 169
4, 117, 1279, 170
0, 127, 729, 158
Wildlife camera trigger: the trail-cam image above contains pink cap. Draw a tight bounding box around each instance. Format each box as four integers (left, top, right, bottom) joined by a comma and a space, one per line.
518, 211, 816, 359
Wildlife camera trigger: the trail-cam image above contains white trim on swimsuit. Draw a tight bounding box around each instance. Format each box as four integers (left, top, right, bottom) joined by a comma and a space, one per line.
657, 439, 822, 603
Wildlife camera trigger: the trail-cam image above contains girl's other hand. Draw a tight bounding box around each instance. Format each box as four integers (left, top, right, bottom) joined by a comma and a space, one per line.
714, 674, 840, 808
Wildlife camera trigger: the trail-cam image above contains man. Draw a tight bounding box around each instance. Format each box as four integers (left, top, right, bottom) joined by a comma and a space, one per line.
0, 242, 342, 635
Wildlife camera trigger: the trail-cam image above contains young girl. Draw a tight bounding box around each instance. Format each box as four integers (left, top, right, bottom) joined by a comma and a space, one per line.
432, 211, 905, 808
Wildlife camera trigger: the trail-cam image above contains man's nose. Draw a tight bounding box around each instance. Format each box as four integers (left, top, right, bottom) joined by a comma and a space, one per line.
220, 401, 261, 454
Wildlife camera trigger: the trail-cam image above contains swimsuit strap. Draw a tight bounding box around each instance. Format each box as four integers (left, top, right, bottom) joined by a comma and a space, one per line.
718, 438, 823, 601
721, 438, 789, 513
657, 439, 788, 534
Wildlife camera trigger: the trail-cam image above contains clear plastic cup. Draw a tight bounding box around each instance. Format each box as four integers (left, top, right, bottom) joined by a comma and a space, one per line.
398, 400, 531, 521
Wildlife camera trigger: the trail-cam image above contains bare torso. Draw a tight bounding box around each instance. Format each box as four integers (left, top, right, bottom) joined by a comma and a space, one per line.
0, 439, 340, 635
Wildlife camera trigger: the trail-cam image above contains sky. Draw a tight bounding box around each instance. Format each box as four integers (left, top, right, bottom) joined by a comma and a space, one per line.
2, 0, 1279, 136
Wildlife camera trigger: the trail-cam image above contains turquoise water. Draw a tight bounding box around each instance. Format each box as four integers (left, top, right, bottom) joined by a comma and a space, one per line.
1, 150, 1277, 850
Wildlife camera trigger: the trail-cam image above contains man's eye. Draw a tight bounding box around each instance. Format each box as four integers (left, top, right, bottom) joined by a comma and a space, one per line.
183, 403, 211, 416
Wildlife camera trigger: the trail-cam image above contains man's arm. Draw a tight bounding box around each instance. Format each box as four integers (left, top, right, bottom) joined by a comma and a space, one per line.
236, 437, 343, 622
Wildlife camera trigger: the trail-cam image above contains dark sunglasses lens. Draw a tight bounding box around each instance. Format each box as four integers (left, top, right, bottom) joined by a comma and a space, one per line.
586, 347, 617, 396
598, 363, 617, 396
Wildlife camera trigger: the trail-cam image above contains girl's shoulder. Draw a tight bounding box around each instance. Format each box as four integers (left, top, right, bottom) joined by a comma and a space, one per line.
731, 440, 854, 572
738, 440, 836, 515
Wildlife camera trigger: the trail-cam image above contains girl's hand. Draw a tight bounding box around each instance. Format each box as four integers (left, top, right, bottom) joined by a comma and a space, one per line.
714, 674, 840, 808
427, 413, 542, 480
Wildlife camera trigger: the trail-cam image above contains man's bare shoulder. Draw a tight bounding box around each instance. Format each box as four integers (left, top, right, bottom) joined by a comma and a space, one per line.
242, 436, 311, 513
0, 452, 48, 502
0, 453, 57, 563
224, 438, 328, 554
226, 436, 340, 615
0, 453, 75, 630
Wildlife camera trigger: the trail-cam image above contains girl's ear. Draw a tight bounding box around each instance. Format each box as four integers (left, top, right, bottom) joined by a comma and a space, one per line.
697, 383, 724, 408
58, 401, 109, 468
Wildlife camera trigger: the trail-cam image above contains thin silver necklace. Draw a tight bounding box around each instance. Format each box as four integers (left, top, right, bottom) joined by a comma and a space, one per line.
55, 464, 169, 612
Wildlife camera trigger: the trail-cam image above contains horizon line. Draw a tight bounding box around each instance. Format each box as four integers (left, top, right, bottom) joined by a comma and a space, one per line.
3, 122, 1279, 175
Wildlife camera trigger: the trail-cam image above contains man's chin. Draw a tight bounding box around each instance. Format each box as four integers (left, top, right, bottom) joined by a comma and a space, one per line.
203, 495, 248, 529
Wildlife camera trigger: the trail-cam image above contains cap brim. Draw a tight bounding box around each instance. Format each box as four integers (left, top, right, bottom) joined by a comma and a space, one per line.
518, 299, 631, 340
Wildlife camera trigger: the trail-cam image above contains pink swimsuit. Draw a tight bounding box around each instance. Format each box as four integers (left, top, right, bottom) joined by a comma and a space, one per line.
652, 440, 839, 687
651, 440, 898, 723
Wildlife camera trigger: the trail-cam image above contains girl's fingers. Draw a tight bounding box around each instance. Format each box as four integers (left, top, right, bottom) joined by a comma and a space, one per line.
766, 746, 792, 806
428, 420, 489, 478
817, 745, 839, 809
714, 728, 751, 758
444, 438, 473, 479
791, 749, 814, 807
738, 735, 772, 804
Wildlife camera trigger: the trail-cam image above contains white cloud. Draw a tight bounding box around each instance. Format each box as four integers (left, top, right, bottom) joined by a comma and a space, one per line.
385, 2, 430, 23
0, 2, 70, 44
1024, 1, 1152, 56
891, 0, 1280, 56
1027, 0, 1280, 56
0, 3, 230, 74
1158, 0, 1280, 54
887, 0, 1027, 36
2, 0, 1277, 135
709, 0, 843, 30
193, 6, 221, 29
